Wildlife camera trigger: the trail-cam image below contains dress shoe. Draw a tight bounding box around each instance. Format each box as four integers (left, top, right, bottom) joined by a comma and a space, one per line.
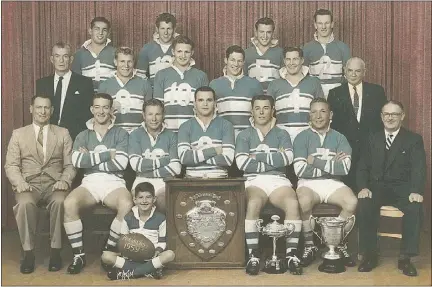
20, 251, 35, 274
398, 259, 418, 277
48, 249, 62, 272
358, 255, 378, 272
67, 253, 86, 274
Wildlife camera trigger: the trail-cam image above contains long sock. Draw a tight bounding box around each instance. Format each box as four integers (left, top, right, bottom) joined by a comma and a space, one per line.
122, 258, 160, 276
245, 219, 259, 256
302, 220, 314, 246
114, 256, 126, 268
107, 218, 122, 248
337, 215, 354, 242
285, 220, 302, 254
64, 220, 83, 252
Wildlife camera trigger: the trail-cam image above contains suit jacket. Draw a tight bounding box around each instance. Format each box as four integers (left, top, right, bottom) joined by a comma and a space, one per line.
4, 124, 76, 189
356, 127, 426, 196
36, 72, 94, 140
328, 82, 387, 157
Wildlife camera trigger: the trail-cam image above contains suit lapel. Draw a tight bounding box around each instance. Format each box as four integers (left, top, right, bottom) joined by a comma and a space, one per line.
44, 125, 58, 165
48, 75, 55, 96
359, 82, 369, 123
375, 130, 386, 170
25, 125, 44, 165
385, 128, 405, 170
341, 84, 357, 120
62, 72, 76, 113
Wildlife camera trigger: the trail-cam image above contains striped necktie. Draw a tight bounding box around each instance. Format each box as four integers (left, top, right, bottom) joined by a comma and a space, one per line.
386, 134, 394, 150
353, 85, 359, 117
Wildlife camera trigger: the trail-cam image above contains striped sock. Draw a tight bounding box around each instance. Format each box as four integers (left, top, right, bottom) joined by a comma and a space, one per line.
245, 219, 259, 256
285, 220, 302, 254
64, 220, 83, 251
302, 220, 314, 246
106, 218, 122, 248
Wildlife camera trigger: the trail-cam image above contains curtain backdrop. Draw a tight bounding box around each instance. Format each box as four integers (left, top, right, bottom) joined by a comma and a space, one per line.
2, 1, 431, 230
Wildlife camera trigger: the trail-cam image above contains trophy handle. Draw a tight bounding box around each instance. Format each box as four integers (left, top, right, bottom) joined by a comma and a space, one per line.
310, 215, 323, 243
285, 223, 296, 237
342, 215, 356, 242
256, 219, 263, 232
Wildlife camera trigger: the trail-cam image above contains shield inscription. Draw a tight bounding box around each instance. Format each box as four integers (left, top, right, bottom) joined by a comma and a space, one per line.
174, 191, 238, 260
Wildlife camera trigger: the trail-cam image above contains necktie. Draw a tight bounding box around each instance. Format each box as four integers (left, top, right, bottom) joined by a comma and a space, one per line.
51, 76, 63, 125
37, 127, 44, 146
386, 134, 394, 150
36, 126, 44, 161
353, 85, 359, 117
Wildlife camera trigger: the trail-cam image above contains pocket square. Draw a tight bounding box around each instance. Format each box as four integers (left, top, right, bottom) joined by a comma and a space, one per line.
74, 91, 80, 94
402, 150, 406, 154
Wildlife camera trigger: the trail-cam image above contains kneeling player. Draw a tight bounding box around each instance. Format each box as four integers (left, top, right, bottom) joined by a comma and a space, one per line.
101, 182, 175, 280
293, 97, 357, 267
64, 93, 133, 274
236, 95, 302, 275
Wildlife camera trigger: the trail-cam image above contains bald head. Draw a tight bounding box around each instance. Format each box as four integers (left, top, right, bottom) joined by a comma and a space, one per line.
345, 57, 366, 86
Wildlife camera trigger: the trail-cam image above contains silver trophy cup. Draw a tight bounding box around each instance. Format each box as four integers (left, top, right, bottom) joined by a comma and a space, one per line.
256, 215, 295, 274
310, 215, 355, 273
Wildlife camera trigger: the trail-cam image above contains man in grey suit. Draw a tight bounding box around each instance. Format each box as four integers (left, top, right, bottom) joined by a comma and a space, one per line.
5, 94, 76, 274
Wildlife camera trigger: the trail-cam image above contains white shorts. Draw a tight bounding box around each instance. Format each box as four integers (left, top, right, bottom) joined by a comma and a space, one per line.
132, 177, 165, 197
80, 173, 126, 203
245, 175, 292, 196
297, 178, 346, 203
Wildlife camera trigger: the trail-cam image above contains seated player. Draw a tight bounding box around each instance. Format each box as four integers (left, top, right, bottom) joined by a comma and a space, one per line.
128, 98, 181, 213
178, 86, 235, 178
101, 182, 175, 280
293, 97, 358, 267
63, 93, 133, 274
235, 95, 302, 275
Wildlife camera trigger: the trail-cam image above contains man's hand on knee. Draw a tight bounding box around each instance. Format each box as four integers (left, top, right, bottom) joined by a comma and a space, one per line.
408, 193, 423, 203
358, 188, 372, 199
53, 180, 69, 191
16, 182, 32, 193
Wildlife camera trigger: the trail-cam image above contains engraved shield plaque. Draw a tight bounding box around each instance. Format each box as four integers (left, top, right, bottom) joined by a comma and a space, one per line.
174, 191, 238, 260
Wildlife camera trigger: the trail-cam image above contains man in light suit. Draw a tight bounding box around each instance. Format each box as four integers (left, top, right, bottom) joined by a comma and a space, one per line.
356, 100, 426, 276
328, 57, 387, 192
36, 42, 94, 141
5, 94, 76, 274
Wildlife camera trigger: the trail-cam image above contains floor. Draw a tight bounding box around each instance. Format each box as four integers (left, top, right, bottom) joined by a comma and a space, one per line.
1, 230, 431, 286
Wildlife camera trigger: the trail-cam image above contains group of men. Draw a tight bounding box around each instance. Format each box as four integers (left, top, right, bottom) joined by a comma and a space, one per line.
5, 8, 426, 280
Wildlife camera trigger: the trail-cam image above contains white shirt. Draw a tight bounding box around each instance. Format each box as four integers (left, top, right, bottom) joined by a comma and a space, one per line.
53, 70, 72, 124
385, 128, 400, 144
33, 123, 49, 161
348, 82, 363, 122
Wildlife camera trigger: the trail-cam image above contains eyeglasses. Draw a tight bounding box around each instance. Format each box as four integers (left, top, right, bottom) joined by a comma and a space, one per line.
382, 112, 402, 118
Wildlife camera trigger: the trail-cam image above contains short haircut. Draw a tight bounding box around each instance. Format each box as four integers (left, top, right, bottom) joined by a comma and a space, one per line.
93, 93, 113, 107
31, 94, 51, 105
172, 35, 194, 50
90, 16, 111, 30
383, 100, 405, 112
251, 95, 275, 109
156, 12, 176, 28
314, 9, 333, 22
310, 97, 331, 110
194, 86, 216, 101
52, 41, 72, 55
142, 98, 165, 113
255, 17, 275, 31
115, 46, 134, 60
134, 182, 155, 197
225, 45, 245, 59
283, 46, 303, 58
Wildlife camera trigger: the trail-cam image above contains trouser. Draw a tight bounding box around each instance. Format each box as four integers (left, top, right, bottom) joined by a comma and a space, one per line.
357, 187, 423, 257
13, 174, 67, 251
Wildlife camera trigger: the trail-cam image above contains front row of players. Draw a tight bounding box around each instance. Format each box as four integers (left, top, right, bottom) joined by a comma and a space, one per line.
5, 89, 424, 278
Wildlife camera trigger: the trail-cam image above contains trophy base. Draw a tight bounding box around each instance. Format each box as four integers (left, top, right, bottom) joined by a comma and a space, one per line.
318, 258, 346, 273
263, 259, 287, 274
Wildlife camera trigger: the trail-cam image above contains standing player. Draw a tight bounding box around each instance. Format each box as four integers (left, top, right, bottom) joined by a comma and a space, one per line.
71, 17, 116, 93
244, 17, 284, 94
210, 45, 263, 138
235, 95, 302, 276
153, 35, 209, 133
178, 86, 235, 178
268, 46, 324, 143
128, 99, 181, 213
293, 97, 357, 268
63, 93, 133, 274
98, 47, 153, 134
136, 13, 178, 86
303, 9, 350, 98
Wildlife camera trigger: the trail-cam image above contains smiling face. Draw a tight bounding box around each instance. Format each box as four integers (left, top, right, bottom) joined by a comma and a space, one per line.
172, 43, 193, 68
314, 14, 334, 38
115, 53, 134, 78
30, 97, 53, 126
225, 52, 244, 77
309, 101, 332, 132
156, 21, 175, 44
134, 190, 156, 212
143, 104, 164, 133
88, 21, 110, 45
284, 50, 304, 76
255, 24, 274, 48
381, 103, 405, 133
252, 99, 274, 126
90, 97, 112, 125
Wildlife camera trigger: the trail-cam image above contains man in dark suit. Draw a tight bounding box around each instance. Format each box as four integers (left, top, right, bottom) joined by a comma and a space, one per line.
356, 100, 426, 276
36, 42, 94, 141
328, 57, 387, 192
